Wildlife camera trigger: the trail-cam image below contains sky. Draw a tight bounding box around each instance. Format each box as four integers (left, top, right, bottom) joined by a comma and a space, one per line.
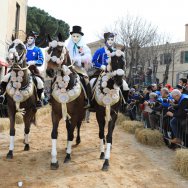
28, 0, 188, 43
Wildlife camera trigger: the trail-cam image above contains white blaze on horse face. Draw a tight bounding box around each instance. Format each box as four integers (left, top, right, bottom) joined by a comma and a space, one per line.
71, 33, 82, 44
106, 37, 115, 47
105, 143, 111, 159
100, 139, 104, 153
66, 141, 73, 154
9, 136, 14, 150
27, 36, 35, 46
51, 139, 57, 163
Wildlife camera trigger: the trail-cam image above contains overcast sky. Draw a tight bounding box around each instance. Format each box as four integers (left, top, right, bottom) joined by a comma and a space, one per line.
28, 0, 188, 43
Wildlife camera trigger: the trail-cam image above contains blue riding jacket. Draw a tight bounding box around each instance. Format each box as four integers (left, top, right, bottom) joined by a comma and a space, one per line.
92, 47, 109, 69
26, 46, 44, 66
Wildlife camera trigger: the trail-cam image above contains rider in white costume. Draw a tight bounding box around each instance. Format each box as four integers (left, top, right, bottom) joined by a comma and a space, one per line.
66, 26, 92, 108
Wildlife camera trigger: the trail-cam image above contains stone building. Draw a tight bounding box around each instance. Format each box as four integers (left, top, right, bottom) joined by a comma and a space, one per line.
0, 0, 28, 81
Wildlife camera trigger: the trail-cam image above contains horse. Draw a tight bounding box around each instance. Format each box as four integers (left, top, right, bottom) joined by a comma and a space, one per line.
91, 50, 129, 171
5, 36, 38, 159
46, 33, 86, 170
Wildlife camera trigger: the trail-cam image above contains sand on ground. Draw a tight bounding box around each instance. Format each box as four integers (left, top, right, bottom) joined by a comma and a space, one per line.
0, 112, 188, 188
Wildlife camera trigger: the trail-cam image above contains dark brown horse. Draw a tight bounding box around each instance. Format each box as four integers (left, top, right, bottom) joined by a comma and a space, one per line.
5, 37, 38, 159
92, 50, 129, 171
46, 34, 86, 170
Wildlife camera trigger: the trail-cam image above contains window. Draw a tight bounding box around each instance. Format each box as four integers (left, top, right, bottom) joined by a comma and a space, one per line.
15, 3, 20, 38
180, 51, 188, 63
160, 53, 172, 65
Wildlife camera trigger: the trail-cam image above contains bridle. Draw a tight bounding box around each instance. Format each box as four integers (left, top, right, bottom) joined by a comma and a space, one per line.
8, 40, 29, 71
46, 40, 74, 73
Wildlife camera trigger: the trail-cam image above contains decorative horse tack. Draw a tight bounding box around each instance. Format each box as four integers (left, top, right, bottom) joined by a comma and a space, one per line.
93, 51, 129, 171
51, 65, 82, 120
4, 38, 38, 159
94, 53, 125, 124
46, 33, 86, 170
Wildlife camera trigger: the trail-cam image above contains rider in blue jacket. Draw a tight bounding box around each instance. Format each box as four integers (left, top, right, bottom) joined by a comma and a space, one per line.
92, 32, 116, 70
26, 31, 44, 108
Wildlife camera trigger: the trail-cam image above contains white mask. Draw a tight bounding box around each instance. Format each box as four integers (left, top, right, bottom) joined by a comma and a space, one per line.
71, 33, 82, 44
106, 37, 115, 47
27, 36, 35, 46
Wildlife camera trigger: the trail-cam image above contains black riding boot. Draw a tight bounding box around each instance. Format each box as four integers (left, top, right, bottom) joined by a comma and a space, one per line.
84, 83, 92, 109
36, 88, 43, 108
0, 82, 7, 104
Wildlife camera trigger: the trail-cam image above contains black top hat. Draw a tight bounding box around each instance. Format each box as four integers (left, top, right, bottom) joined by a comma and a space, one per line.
104, 32, 115, 40
70, 26, 84, 36
27, 31, 38, 39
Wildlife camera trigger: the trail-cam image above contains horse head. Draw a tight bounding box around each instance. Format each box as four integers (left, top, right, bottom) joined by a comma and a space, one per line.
110, 50, 125, 87
8, 35, 27, 68
46, 33, 71, 78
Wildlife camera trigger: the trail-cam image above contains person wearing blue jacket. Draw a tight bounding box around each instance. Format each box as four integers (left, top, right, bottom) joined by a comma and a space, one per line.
25, 31, 44, 108
166, 89, 188, 144
92, 32, 116, 70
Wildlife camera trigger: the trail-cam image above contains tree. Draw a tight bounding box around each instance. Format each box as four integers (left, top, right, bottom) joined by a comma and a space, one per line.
26, 6, 70, 47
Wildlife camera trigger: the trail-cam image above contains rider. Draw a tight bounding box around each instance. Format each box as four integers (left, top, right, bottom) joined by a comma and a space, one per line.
0, 31, 44, 108
26, 31, 44, 108
92, 32, 129, 93
66, 25, 92, 108
92, 32, 116, 70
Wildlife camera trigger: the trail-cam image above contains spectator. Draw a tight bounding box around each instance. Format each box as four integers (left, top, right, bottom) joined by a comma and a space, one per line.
166, 89, 188, 144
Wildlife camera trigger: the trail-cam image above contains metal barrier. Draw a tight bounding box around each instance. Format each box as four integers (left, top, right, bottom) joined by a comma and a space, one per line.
142, 107, 188, 148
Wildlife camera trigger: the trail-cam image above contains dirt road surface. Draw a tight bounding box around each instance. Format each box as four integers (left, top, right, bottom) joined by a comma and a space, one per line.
0, 113, 188, 188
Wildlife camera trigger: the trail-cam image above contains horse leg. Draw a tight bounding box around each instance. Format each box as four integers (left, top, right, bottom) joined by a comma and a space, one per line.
50, 112, 61, 170
96, 111, 105, 160
64, 119, 75, 163
7, 113, 16, 159
102, 112, 118, 171
23, 115, 32, 151
76, 121, 82, 145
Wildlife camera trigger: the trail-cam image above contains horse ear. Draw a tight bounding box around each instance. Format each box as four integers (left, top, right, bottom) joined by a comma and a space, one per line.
58, 33, 63, 42
11, 34, 15, 41
48, 34, 52, 42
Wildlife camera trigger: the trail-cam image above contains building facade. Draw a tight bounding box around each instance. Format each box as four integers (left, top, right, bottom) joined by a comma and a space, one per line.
0, 0, 27, 81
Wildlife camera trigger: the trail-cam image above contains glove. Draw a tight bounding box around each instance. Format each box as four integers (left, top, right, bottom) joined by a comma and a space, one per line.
100, 65, 106, 71
73, 56, 81, 67
27, 60, 36, 65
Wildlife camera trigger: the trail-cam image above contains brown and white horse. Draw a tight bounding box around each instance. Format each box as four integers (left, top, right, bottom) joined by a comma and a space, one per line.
5, 37, 38, 159
46, 33, 86, 170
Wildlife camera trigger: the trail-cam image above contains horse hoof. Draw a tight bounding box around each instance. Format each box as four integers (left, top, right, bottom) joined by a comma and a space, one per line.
51, 161, 59, 170
76, 139, 81, 145
102, 159, 109, 171
24, 144, 30, 151
64, 154, 71, 163
100, 152, 105, 159
6, 150, 13, 159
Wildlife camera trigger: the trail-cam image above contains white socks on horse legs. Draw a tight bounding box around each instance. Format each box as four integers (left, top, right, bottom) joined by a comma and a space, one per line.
24, 134, 29, 144
66, 141, 73, 154
9, 136, 14, 150
100, 139, 104, 153
105, 143, 111, 160
51, 139, 57, 163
